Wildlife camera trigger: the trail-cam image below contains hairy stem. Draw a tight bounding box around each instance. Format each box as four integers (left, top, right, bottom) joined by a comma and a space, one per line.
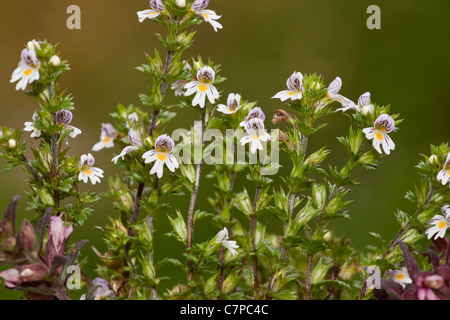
187, 111, 206, 282
304, 253, 313, 300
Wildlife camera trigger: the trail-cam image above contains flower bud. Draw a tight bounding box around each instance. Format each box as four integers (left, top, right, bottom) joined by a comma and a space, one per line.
8, 139, 16, 149
361, 104, 374, 116
4, 237, 16, 252
120, 192, 134, 211
269, 269, 286, 292
253, 223, 266, 250
428, 154, 438, 166
19, 264, 48, 283
17, 219, 36, 251
0, 268, 21, 288
424, 275, 444, 289
222, 270, 240, 294
0, 220, 12, 237
49, 55, 61, 67
175, 0, 186, 8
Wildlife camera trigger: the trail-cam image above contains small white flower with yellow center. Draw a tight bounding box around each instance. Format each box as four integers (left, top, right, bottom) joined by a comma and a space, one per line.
10, 48, 41, 91
362, 114, 396, 155
437, 153, 450, 187
191, 0, 223, 32
390, 267, 412, 288
92, 123, 118, 152
184, 66, 219, 108
216, 227, 239, 256
272, 71, 304, 101
112, 129, 143, 164
240, 118, 271, 154
217, 93, 242, 114
24, 111, 41, 138
137, 0, 165, 22
78, 153, 104, 185
142, 134, 179, 178
425, 205, 450, 240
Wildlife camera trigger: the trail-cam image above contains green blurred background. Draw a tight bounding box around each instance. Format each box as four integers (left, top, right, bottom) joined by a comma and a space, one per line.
0, 0, 449, 299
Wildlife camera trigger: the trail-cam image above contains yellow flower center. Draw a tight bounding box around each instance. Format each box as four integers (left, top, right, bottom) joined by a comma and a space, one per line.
252, 135, 260, 140
375, 132, 383, 140
156, 153, 167, 161
396, 273, 405, 281
81, 165, 92, 175
24, 69, 33, 76
202, 12, 209, 19
104, 137, 110, 143
438, 221, 447, 229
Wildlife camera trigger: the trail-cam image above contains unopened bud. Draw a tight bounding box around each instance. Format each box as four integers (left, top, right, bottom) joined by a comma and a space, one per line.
8, 139, 16, 149
175, 0, 186, 8
0, 268, 21, 288
49, 55, 61, 67
120, 192, 134, 211
17, 219, 36, 251
0, 220, 12, 237
428, 154, 438, 166
4, 237, 16, 252
424, 275, 444, 289
19, 264, 47, 283
361, 104, 374, 116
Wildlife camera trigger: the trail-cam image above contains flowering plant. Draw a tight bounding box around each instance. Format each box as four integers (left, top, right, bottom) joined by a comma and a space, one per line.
0, 0, 449, 301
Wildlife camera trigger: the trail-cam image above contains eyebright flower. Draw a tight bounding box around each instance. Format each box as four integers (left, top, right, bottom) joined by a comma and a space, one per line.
137, 0, 165, 22
272, 71, 304, 101
324, 77, 356, 112
191, 0, 223, 32
78, 153, 104, 185
24, 111, 41, 138
56, 110, 82, 142
362, 114, 396, 155
390, 267, 412, 288
184, 66, 219, 108
112, 129, 143, 164
81, 278, 116, 300
357, 92, 375, 115
216, 227, 239, 256
425, 205, 450, 240
437, 153, 450, 187
10, 48, 41, 91
239, 106, 266, 127
217, 93, 242, 114
92, 123, 118, 151
142, 134, 179, 178
240, 118, 271, 154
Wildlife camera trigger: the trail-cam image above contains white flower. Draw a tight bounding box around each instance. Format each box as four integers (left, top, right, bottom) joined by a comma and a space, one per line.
191, 0, 223, 32
142, 134, 179, 178
390, 267, 412, 288
10, 48, 41, 91
27, 39, 42, 51
8, 139, 16, 149
272, 71, 304, 101
184, 66, 219, 108
362, 114, 396, 155
137, 0, 165, 22
56, 110, 82, 144
92, 123, 118, 151
325, 77, 357, 112
24, 111, 41, 138
112, 129, 143, 164
216, 227, 239, 256
217, 93, 242, 114
239, 106, 266, 128
78, 153, 104, 185
437, 153, 450, 187
240, 118, 271, 154
425, 205, 450, 240
358, 92, 375, 115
